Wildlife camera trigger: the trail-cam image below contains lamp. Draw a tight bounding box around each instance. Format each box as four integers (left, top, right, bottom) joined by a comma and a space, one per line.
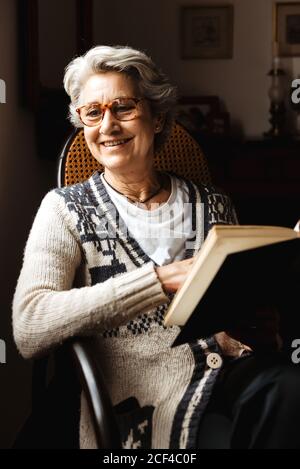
264, 43, 287, 138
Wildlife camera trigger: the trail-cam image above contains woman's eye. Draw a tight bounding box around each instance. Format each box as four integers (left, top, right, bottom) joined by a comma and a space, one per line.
86, 108, 101, 118
115, 104, 134, 113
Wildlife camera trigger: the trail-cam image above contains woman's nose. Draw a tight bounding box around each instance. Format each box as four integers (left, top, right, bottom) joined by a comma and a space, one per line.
99, 108, 121, 134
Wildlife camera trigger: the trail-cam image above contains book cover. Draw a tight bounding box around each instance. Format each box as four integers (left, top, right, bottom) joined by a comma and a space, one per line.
164, 225, 300, 347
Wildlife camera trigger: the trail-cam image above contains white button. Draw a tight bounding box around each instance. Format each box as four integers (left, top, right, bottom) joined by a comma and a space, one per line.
206, 352, 223, 369
218, 202, 224, 213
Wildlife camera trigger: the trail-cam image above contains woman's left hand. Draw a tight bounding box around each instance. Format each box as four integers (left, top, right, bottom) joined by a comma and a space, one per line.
226, 306, 282, 352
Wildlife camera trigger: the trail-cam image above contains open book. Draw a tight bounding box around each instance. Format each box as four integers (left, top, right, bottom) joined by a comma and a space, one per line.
164, 224, 300, 347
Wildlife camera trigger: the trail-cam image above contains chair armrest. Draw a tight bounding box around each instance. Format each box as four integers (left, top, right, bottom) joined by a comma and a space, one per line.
68, 338, 121, 449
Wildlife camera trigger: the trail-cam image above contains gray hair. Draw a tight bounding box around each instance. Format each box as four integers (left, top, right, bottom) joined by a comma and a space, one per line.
63, 45, 177, 150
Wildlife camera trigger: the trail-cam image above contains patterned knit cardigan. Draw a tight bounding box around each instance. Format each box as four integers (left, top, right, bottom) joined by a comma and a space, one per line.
13, 171, 242, 449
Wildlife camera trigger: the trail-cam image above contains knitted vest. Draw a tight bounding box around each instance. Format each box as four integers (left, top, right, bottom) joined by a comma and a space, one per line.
55, 171, 238, 449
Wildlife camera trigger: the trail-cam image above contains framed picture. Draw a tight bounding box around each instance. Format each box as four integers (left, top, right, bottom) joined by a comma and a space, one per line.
181, 5, 234, 59
176, 96, 231, 136
275, 2, 300, 57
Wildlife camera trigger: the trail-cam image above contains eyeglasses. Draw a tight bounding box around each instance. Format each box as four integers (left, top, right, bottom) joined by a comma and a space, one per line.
76, 97, 143, 127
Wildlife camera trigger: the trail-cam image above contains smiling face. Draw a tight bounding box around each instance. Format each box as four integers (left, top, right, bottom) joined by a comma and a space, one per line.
80, 72, 161, 177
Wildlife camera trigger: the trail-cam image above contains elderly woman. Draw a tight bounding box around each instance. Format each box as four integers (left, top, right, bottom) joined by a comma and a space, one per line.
13, 46, 300, 449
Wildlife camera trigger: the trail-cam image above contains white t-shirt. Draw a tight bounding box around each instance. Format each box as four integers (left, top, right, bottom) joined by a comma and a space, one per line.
101, 173, 196, 266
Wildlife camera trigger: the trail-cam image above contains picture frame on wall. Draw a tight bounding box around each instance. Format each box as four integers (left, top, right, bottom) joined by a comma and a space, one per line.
181, 5, 234, 59
275, 2, 300, 57
176, 96, 231, 136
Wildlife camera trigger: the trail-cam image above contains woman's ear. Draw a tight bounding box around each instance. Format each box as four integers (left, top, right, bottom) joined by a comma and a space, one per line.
154, 114, 166, 133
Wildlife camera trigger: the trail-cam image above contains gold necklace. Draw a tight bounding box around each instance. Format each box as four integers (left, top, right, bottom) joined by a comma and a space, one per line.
103, 174, 163, 204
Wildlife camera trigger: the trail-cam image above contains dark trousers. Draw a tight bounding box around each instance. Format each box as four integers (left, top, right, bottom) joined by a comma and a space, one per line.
197, 353, 300, 448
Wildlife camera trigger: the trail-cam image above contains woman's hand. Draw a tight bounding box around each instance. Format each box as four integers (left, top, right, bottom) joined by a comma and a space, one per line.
226, 306, 282, 352
155, 258, 195, 293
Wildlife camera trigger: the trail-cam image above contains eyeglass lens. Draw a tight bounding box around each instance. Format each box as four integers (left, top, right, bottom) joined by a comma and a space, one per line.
79, 98, 139, 126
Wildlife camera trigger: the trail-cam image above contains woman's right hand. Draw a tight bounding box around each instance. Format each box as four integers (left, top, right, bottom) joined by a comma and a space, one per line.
155, 258, 195, 293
